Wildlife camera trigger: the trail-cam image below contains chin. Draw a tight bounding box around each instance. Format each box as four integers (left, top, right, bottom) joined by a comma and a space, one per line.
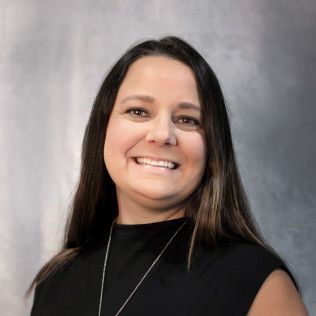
135, 188, 178, 201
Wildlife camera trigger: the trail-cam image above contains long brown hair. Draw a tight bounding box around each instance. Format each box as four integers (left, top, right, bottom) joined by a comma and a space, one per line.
26, 36, 299, 297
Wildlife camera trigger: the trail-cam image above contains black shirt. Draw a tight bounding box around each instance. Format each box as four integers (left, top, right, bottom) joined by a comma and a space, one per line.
31, 216, 293, 315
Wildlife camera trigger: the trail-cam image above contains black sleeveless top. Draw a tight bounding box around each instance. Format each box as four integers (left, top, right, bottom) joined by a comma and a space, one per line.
30, 217, 294, 315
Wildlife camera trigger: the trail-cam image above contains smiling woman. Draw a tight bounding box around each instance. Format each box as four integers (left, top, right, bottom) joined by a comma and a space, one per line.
104, 56, 206, 224
28, 36, 307, 315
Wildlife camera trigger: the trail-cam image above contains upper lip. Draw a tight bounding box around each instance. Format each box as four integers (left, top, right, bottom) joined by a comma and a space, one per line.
132, 156, 179, 165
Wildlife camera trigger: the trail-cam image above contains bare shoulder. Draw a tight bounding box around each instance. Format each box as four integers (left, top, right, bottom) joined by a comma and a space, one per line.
248, 269, 308, 316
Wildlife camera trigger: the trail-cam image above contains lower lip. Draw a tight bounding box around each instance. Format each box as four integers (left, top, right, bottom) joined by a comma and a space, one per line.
131, 158, 179, 174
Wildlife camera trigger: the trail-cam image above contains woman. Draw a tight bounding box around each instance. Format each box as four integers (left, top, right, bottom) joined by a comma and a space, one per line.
28, 36, 307, 315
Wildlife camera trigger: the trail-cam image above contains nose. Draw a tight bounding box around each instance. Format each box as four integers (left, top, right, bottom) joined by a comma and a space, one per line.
145, 114, 177, 146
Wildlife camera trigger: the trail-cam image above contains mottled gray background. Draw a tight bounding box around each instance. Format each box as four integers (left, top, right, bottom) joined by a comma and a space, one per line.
1, 0, 315, 315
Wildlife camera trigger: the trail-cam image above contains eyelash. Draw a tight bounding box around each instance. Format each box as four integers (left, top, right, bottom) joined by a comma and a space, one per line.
126, 107, 200, 127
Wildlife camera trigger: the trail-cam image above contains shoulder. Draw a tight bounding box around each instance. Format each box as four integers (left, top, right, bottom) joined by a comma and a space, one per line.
31, 261, 74, 315
248, 269, 308, 315
214, 241, 298, 290
33, 248, 92, 298
33, 258, 76, 298
214, 241, 285, 277
198, 241, 288, 289
198, 241, 305, 314
31, 249, 96, 314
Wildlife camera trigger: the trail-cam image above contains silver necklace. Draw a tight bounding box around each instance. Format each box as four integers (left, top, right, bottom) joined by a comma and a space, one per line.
97, 216, 189, 316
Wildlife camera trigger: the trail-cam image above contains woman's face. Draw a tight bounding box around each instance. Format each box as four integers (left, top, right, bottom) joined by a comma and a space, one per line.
104, 56, 206, 214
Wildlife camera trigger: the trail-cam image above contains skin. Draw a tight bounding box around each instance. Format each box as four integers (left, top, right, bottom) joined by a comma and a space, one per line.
104, 56, 206, 225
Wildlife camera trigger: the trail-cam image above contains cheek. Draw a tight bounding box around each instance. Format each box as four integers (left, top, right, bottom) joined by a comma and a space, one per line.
183, 135, 207, 179
104, 118, 143, 164
184, 134, 206, 168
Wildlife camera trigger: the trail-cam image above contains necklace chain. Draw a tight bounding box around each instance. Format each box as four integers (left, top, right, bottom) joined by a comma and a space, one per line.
97, 217, 189, 316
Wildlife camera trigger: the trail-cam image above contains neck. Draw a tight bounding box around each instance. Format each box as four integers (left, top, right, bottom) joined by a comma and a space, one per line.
116, 209, 185, 225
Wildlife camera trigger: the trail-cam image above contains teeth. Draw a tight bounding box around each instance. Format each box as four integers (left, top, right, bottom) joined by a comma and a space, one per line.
135, 157, 176, 169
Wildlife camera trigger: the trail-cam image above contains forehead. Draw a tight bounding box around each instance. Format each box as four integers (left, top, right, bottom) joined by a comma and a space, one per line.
116, 56, 200, 104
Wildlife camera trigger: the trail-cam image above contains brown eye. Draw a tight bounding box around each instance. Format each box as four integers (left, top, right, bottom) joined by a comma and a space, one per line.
178, 116, 200, 127
126, 107, 148, 117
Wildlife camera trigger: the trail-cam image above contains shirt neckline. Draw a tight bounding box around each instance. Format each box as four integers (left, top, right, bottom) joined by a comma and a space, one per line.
114, 216, 190, 230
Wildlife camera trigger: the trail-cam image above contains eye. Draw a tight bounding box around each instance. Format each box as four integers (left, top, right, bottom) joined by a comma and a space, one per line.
177, 116, 200, 127
126, 107, 148, 117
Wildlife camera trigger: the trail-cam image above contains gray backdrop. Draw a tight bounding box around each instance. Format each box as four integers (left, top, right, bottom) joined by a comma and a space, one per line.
1, 0, 315, 315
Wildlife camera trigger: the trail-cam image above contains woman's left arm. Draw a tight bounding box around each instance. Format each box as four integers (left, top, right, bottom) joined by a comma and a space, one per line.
248, 269, 308, 316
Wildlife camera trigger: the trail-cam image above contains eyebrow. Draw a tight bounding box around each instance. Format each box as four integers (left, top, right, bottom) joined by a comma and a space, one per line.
121, 95, 201, 112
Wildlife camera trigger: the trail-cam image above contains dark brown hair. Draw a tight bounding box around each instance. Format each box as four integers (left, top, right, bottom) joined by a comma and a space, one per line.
26, 35, 299, 297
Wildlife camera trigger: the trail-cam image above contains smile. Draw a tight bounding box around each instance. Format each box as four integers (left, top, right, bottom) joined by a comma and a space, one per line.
132, 157, 179, 170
